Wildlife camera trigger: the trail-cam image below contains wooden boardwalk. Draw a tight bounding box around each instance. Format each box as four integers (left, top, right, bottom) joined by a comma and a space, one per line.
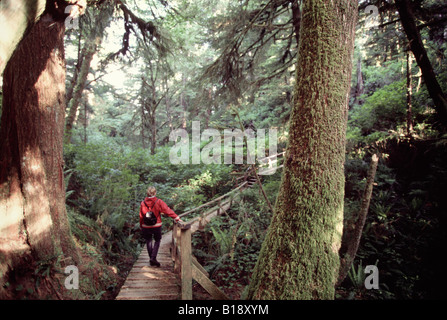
115, 182, 248, 300
116, 230, 180, 300
115, 195, 235, 300
114, 157, 283, 301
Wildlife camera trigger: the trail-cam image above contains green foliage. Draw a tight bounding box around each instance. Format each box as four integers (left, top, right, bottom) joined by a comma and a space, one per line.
191, 184, 275, 298
340, 138, 447, 299
349, 79, 407, 142
347, 260, 366, 291
56, 0, 447, 301
64, 130, 235, 273
65, 141, 139, 221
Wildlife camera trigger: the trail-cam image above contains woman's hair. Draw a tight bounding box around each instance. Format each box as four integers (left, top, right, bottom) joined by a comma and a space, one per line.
146, 186, 157, 197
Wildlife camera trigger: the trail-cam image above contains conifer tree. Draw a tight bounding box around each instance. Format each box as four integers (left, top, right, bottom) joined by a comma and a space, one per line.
247, 0, 358, 299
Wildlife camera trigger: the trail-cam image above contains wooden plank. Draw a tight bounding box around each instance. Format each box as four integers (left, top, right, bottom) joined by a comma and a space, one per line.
180, 226, 192, 300
116, 290, 179, 300
188, 199, 233, 234
191, 263, 229, 300
121, 281, 179, 289
116, 182, 247, 301
192, 255, 209, 278
258, 164, 284, 175
116, 228, 181, 300
178, 182, 247, 218
171, 223, 177, 262
174, 225, 181, 274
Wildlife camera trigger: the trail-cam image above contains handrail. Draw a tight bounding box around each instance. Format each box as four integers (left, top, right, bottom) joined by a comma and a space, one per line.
234, 151, 284, 180
171, 181, 248, 300
169, 153, 285, 300
172, 222, 231, 300
257, 151, 285, 162
178, 181, 248, 219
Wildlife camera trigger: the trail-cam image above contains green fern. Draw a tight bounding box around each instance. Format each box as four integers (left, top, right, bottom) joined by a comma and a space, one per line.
348, 260, 365, 290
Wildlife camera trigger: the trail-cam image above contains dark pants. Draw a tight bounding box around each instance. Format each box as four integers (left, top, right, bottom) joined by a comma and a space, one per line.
141, 227, 162, 261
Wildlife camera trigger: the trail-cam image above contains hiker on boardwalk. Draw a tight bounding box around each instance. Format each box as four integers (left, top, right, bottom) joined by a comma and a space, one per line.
139, 186, 182, 267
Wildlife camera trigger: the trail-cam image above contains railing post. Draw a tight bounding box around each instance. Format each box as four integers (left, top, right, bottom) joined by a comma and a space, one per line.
171, 223, 177, 262
174, 223, 182, 274
198, 211, 205, 231
180, 224, 192, 300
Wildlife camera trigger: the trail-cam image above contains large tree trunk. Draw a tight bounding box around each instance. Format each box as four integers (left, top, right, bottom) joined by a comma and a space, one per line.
0, 0, 47, 75
395, 0, 447, 130
247, 0, 358, 300
0, 2, 81, 295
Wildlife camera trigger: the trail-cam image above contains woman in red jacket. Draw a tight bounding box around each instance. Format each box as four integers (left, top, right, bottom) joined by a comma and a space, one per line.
139, 186, 182, 267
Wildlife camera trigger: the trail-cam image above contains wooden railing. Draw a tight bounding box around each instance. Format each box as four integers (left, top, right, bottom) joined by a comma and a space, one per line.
170, 151, 284, 299
257, 151, 285, 175
170, 182, 248, 300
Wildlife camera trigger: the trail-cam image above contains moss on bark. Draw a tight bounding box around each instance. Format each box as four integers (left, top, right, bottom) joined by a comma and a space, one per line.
247, 0, 358, 300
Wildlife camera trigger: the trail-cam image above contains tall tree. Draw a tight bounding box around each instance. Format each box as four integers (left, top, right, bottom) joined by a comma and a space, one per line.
140, 69, 166, 155
406, 50, 414, 135
395, 0, 447, 130
247, 0, 358, 299
64, 0, 171, 144
352, 57, 364, 107
0, 0, 86, 295
205, 0, 300, 100
64, 4, 114, 144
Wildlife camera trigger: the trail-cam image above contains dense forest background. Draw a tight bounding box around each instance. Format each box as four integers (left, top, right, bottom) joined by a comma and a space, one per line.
1, 0, 446, 300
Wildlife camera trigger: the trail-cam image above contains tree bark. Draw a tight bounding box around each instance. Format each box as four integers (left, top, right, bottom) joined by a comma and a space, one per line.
150, 77, 158, 155
0, 0, 47, 75
336, 154, 379, 287
140, 72, 159, 155
150, 108, 157, 155
64, 42, 96, 144
181, 75, 187, 129
64, 4, 113, 144
246, 0, 358, 300
141, 100, 147, 150
291, 0, 301, 46
406, 51, 414, 135
0, 2, 81, 295
352, 57, 364, 106
395, 0, 447, 129
164, 77, 174, 132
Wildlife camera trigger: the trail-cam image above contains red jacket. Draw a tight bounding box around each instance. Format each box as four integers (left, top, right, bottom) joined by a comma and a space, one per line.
139, 196, 180, 228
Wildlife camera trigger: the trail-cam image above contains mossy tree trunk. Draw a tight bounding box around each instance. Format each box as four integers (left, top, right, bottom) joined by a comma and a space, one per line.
246, 0, 358, 300
0, 1, 84, 295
